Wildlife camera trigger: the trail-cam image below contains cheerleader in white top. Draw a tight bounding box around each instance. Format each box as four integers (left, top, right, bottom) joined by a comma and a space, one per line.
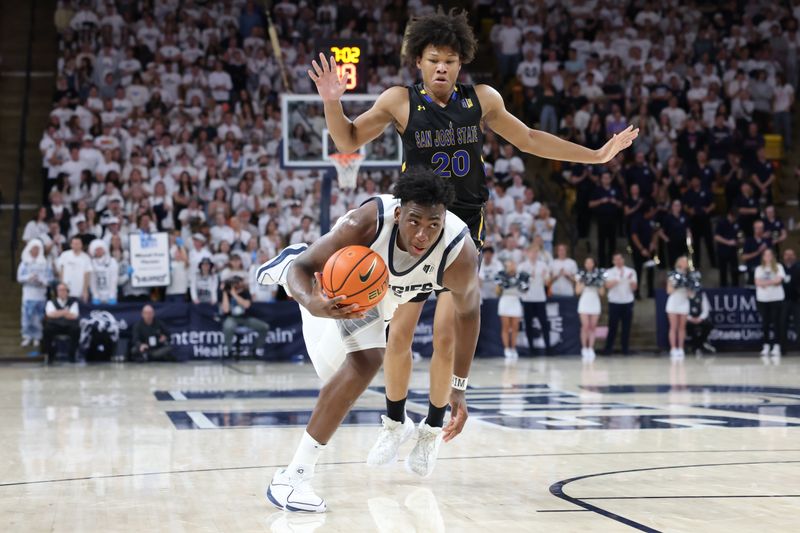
666, 256, 693, 359
754, 248, 786, 358
495, 260, 530, 359
576, 257, 605, 359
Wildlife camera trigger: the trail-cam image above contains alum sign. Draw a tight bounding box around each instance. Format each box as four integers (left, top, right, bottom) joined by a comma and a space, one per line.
130, 232, 171, 287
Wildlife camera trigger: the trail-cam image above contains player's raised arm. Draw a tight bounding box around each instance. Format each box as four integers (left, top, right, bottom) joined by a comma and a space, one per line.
287, 201, 378, 320
476, 85, 639, 164
440, 238, 481, 442
308, 53, 405, 153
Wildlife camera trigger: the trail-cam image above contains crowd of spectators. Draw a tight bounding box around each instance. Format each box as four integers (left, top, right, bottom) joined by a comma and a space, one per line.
25, 0, 557, 310
15, 0, 800, 352
482, 0, 797, 290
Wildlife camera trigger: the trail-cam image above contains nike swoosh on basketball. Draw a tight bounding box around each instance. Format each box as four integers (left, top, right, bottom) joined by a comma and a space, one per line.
360, 258, 377, 283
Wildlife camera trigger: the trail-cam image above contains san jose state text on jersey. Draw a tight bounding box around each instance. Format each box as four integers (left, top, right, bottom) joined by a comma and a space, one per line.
413, 125, 480, 149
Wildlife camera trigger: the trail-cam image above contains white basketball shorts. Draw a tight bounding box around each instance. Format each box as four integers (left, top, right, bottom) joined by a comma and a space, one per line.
300, 298, 398, 382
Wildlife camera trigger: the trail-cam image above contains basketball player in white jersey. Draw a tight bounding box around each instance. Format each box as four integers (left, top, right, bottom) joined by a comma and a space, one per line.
257, 169, 480, 512
308, 8, 638, 477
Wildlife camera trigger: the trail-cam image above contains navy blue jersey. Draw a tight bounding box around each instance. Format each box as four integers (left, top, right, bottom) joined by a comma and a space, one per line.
400, 83, 488, 214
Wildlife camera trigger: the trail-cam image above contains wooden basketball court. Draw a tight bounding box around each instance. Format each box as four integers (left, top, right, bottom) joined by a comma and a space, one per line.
2, 356, 799, 532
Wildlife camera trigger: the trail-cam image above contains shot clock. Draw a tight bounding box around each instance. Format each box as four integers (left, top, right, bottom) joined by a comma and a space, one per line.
315, 38, 368, 93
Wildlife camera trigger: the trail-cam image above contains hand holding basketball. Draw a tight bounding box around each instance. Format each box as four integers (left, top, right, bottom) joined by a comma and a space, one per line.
306, 272, 365, 320
321, 245, 389, 312
308, 52, 348, 102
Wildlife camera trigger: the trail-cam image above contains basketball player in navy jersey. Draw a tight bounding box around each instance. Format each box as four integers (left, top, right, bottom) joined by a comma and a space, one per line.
258, 170, 480, 512
308, 9, 639, 476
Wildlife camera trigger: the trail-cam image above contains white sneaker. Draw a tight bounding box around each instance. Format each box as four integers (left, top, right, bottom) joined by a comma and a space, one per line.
32, 339, 40, 347
581, 348, 588, 357
771, 344, 782, 357
20, 337, 31, 347
266, 467, 327, 513
367, 415, 415, 466
257, 244, 309, 293
511, 348, 519, 358
405, 418, 444, 478
503, 348, 511, 358
760, 344, 771, 357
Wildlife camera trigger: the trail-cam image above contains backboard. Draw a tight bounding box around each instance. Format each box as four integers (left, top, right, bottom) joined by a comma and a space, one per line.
280, 94, 403, 169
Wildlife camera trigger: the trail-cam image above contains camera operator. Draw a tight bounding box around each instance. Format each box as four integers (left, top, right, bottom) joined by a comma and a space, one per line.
130, 305, 173, 362
221, 275, 270, 357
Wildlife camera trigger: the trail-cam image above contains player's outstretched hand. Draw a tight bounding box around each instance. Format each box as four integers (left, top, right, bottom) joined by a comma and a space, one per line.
596, 125, 639, 163
442, 389, 468, 442
308, 52, 348, 103
307, 272, 365, 320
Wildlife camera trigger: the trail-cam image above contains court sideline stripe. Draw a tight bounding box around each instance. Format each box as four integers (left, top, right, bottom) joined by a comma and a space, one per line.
581, 494, 800, 500
549, 460, 800, 533
2, 449, 800, 488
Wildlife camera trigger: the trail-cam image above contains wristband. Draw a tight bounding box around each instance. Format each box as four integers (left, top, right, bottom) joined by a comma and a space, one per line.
451, 375, 468, 391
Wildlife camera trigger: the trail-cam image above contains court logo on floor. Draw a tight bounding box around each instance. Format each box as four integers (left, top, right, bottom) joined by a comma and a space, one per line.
156, 384, 800, 430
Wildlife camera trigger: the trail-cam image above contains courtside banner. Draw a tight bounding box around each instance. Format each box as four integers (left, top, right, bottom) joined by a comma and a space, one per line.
81, 301, 306, 360
522, 297, 582, 355
83, 298, 582, 360
655, 288, 796, 350
129, 232, 170, 287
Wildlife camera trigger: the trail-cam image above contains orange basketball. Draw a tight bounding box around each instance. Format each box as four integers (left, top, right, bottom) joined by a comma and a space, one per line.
321, 245, 389, 311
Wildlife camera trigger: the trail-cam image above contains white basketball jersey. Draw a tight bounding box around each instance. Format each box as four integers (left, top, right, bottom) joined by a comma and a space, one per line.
364, 194, 470, 306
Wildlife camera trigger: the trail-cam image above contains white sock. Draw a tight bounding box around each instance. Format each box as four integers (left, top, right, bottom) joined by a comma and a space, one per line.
288, 431, 326, 476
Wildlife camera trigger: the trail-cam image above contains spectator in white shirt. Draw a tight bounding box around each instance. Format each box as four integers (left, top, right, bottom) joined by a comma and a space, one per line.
166, 234, 190, 302
210, 212, 233, 247
603, 252, 638, 355
519, 245, 552, 354
504, 198, 534, 235
506, 174, 527, 201
516, 49, 541, 89
493, 16, 523, 80
188, 233, 212, 272
22, 207, 50, 244
493, 144, 525, 183
290, 216, 321, 245
61, 146, 88, 189
549, 244, 578, 297
492, 183, 516, 220
755, 248, 786, 357
17, 239, 52, 347
208, 60, 233, 103
660, 96, 688, 130
479, 246, 504, 300
773, 72, 795, 150
57, 236, 92, 302
580, 72, 604, 102
497, 234, 524, 265
533, 204, 556, 254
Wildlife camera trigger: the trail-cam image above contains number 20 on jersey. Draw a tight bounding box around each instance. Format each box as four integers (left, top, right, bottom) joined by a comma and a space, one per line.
431, 150, 470, 178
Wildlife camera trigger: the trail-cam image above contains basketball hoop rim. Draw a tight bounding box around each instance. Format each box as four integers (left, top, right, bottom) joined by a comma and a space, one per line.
329, 153, 365, 164
330, 152, 364, 190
